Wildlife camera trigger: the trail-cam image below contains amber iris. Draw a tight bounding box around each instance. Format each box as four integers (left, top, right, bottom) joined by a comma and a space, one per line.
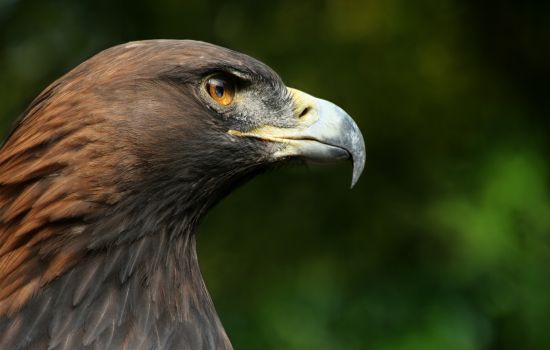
206, 76, 235, 106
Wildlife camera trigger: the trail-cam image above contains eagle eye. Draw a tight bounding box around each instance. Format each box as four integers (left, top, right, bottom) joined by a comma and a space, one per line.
205, 75, 235, 106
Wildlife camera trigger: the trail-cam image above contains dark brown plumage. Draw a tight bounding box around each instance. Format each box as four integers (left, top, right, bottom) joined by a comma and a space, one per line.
0, 40, 365, 349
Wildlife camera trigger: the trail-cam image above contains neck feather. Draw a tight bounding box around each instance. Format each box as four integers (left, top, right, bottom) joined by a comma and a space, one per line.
0, 212, 233, 350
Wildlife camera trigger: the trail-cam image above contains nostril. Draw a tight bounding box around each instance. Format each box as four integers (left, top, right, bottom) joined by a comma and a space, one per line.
299, 107, 311, 118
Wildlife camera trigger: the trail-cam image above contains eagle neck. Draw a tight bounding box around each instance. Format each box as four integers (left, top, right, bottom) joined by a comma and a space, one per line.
97, 207, 235, 350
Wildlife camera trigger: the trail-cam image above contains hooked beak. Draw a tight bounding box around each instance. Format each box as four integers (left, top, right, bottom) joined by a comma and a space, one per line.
229, 88, 366, 188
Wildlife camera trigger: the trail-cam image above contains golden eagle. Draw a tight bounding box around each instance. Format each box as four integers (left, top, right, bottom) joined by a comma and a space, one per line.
0, 40, 365, 350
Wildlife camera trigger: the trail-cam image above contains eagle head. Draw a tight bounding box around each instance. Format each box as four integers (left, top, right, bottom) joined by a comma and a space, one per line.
0, 40, 365, 350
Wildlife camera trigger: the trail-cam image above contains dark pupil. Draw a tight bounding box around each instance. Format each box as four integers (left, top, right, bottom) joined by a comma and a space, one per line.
215, 85, 224, 97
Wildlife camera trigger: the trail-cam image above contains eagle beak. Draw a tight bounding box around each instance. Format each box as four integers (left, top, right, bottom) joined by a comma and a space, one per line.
229, 88, 366, 188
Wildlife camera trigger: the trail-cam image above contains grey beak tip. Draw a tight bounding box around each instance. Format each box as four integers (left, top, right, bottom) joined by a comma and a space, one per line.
349, 125, 366, 189
350, 175, 359, 189
350, 154, 365, 189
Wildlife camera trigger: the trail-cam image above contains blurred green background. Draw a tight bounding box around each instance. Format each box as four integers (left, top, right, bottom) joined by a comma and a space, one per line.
1, 0, 549, 349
